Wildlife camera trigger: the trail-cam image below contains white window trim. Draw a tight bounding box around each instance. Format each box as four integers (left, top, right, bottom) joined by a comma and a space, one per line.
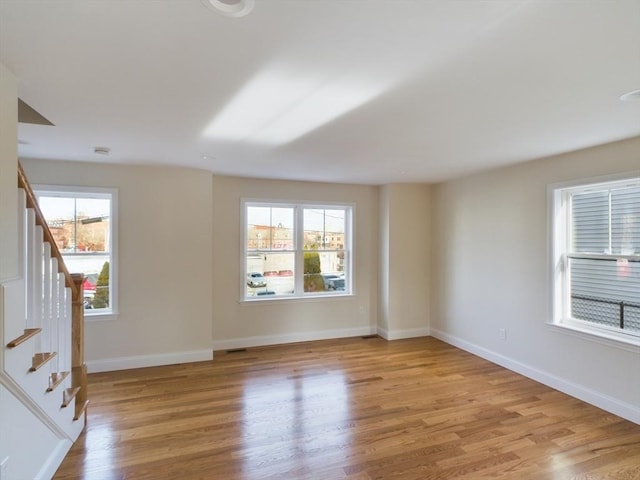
547, 172, 640, 349
34, 184, 119, 320
241, 198, 354, 302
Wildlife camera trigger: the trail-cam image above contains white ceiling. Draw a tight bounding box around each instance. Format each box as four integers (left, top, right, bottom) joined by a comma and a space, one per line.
1, 0, 639, 185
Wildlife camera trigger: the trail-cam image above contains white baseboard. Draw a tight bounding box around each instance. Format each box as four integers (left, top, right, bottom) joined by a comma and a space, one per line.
212, 326, 377, 351
35, 439, 73, 480
430, 328, 640, 426
86, 349, 213, 373
377, 326, 430, 340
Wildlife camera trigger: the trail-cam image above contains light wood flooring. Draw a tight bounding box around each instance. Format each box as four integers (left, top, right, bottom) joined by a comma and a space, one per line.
54, 336, 640, 479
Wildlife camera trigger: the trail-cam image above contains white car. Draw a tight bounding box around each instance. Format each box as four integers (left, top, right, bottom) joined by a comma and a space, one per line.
322, 273, 342, 290
247, 272, 267, 288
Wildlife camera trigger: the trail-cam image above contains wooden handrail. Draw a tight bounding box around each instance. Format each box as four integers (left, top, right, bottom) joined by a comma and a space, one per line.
18, 162, 88, 424
17, 162, 78, 298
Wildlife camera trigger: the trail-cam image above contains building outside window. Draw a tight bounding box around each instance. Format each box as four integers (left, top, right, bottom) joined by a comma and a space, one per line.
550, 174, 640, 343
243, 200, 352, 300
35, 185, 117, 317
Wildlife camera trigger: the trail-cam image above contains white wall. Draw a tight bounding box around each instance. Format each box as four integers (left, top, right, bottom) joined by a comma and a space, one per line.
0, 62, 18, 282
20, 163, 381, 363
21, 159, 214, 371
211, 175, 378, 349
430, 136, 640, 423
378, 184, 431, 339
1, 61, 70, 480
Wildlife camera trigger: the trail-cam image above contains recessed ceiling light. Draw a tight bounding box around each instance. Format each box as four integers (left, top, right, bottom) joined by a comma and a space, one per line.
201, 0, 254, 18
620, 89, 640, 101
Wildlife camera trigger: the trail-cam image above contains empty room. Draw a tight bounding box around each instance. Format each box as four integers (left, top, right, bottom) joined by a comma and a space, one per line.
0, 1, 639, 479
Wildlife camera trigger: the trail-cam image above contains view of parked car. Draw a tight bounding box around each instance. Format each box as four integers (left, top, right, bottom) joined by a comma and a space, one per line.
322, 273, 345, 291
246, 272, 267, 288
327, 278, 345, 291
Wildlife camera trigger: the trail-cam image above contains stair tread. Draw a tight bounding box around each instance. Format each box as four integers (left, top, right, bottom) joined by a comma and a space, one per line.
47, 371, 70, 392
62, 386, 81, 408
29, 352, 57, 372
6, 328, 42, 348
74, 399, 89, 421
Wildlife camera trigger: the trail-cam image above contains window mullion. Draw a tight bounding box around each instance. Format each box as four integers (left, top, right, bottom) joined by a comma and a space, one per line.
295, 206, 304, 294
73, 198, 77, 253
608, 190, 612, 254
269, 207, 273, 250
564, 192, 572, 321
323, 209, 326, 249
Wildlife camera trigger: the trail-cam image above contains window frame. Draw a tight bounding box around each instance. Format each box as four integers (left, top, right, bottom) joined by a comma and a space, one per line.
34, 184, 119, 320
548, 172, 640, 348
241, 198, 353, 302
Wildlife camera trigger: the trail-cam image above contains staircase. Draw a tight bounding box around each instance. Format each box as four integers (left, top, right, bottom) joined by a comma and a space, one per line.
0, 164, 88, 472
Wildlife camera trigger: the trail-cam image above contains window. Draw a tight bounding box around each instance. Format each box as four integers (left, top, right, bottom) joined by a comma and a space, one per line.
243, 200, 352, 300
550, 174, 640, 343
35, 185, 118, 317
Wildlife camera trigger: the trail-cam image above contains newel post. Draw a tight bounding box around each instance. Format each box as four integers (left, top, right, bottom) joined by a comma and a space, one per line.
71, 273, 89, 421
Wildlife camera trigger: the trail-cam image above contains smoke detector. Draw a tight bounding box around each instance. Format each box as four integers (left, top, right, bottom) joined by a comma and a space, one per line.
201, 0, 254, 18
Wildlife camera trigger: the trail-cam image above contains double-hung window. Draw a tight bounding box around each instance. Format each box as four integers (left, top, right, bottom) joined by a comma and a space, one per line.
243, 200, 352, 300
35, 185, 118, 317
550, 174, 640, 343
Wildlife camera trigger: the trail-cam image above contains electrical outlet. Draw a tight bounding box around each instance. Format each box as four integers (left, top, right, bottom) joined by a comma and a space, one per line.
499, 328, 507, 341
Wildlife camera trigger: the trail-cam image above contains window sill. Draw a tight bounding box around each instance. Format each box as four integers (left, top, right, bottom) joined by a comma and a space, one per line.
240, 292, 354, 305
85, 311, 119, 322
546, 320, 640, 352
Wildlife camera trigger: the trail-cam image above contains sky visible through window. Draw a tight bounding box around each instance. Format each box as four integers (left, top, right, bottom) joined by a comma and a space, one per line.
247, 207, 344, 233
39, 196, 110, 225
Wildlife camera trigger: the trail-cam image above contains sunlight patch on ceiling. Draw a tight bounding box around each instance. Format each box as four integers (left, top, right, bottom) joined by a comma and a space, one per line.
203, 68, 389, 145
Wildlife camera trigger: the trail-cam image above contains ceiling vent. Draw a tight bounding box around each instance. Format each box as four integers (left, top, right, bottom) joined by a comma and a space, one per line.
94, 147, 111, 156
201, 0, 254, 17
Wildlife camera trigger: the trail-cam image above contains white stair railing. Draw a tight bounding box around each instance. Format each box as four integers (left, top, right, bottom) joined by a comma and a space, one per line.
2, 164, 87, 445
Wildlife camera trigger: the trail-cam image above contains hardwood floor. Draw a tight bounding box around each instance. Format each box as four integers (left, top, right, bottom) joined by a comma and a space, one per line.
54, 336, 640, 479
